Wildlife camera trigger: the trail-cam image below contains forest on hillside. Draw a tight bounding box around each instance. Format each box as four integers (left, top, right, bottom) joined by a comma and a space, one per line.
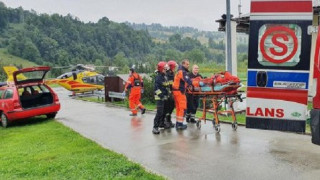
0, 2, 247, 78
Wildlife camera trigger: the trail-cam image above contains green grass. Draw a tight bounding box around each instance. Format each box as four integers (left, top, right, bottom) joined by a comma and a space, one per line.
0, 48, 37, 67
0, 118, 163, 180
47, 83, 61, 88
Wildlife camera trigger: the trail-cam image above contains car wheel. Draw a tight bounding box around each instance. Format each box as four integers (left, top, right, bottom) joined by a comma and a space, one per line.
46, 113, 57, 119
1, 113, 9, 128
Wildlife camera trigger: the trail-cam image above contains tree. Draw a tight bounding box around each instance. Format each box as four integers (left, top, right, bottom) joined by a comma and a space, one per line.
7, 38, 22, 56
0, 2, 8, 31
184, 48, 205, 63
22, 40, 41, 63
208, 37, 214, 48
164, 49, 181, 61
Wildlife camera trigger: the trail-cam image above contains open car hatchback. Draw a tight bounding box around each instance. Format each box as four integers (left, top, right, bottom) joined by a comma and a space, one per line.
0, 66, 60, 128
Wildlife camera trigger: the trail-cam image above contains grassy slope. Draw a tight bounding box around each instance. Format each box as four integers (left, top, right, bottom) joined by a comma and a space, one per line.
0, 118, 163, 180
0, 48, 37, 67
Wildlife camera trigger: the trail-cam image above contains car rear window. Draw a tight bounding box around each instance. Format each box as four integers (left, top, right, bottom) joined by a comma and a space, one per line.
3, 89, 13, 99
39, 85, 50, 93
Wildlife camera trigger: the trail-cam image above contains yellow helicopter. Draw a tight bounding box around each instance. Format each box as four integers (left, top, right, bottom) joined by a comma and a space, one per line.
46, 64, 107, 94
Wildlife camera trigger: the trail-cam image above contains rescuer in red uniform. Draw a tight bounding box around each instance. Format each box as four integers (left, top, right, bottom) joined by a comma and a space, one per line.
125, 68, 146, 116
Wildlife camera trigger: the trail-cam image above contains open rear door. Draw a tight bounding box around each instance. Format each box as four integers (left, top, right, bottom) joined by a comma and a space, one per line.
246, 0, 313, 132
13, 66, 50, 86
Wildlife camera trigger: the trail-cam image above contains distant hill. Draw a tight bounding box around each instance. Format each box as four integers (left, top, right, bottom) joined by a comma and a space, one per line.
125, 22, 248, 45
0, 2, 152, 68
0, 2, 248, 76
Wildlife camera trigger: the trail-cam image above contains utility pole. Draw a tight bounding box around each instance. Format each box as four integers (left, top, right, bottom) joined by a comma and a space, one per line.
238, 0, 242, 17
226, 0, 232, 73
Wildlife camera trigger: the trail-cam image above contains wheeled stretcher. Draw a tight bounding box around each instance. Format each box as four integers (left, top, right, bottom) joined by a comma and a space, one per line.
186, 72, 243, 132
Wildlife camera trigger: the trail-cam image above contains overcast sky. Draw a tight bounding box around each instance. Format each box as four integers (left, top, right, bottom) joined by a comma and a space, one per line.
1, 0, 251, 31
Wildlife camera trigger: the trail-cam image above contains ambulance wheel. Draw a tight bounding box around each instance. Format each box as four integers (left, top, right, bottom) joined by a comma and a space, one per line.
1, 113, 9, 128
196, 120, 201, 129
232, 122, 238, 131
215, 124, 221, 133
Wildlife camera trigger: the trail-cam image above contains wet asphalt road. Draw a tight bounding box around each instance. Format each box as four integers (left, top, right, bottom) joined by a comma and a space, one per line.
54, 88, 320, 180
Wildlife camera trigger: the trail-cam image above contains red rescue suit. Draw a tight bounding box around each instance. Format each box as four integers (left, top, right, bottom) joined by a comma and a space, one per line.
125, 72, 145, 115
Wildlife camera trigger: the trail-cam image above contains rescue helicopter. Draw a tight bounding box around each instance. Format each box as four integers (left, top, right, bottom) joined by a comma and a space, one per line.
46, 64, 110, 94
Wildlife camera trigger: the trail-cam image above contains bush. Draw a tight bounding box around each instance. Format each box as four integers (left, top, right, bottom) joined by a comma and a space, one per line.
141, 74, 155, 104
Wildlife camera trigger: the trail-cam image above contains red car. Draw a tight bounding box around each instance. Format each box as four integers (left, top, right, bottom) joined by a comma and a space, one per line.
0, 66, 60, 128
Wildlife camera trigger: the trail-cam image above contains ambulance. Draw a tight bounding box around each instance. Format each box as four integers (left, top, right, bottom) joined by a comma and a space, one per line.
246, 0, 313, 132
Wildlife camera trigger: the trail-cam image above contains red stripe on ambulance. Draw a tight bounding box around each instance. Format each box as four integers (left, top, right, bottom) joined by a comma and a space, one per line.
247, 87, 308, 105
251, 1, 312, 13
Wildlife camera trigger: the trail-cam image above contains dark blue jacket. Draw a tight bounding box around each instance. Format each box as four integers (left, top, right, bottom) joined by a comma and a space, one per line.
154, 71, 169, 100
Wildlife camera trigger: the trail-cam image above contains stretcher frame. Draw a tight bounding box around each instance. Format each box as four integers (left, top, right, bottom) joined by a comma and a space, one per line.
186, 85, 242, 132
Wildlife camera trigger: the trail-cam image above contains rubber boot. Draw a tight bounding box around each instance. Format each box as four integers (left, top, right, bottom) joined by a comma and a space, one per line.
165, 115, 175, 128
159, 123, 165, 129
186, 113, 191, 123
176, 122, 187, 130
190, 117, 197, 124
129, 113, 137, 116
141, 108, 146, 114
152, 127, 160, 134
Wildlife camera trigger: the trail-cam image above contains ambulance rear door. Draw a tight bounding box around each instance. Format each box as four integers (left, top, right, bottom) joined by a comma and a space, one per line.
246, 0, 313, 132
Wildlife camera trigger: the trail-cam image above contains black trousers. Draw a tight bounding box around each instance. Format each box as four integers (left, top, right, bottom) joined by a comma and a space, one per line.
186, 94, 200, 115
154, 100, 165, 128
163, 96, 175, 121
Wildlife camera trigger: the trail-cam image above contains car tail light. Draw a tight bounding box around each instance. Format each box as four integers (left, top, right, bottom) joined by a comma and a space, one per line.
13, 99, 21, 109
53, 93, 59, 103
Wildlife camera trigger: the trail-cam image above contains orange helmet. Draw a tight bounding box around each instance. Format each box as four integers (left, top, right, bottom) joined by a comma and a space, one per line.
157, 61, 167, 72
167, 60, 177, 71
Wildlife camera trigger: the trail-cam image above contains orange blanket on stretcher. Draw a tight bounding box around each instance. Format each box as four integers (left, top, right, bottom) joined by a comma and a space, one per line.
192, 71, 240, 94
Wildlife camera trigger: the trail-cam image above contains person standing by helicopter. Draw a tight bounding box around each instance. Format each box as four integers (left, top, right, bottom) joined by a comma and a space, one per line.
125, 68, 146, 116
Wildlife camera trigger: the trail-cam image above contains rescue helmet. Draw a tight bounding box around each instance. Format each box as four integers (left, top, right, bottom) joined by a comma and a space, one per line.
157, 61, 167, 72
167, 60, 177, 71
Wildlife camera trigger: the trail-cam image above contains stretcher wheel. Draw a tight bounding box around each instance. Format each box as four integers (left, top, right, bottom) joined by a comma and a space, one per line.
196, 120, 201, 129
215, 124, 221, 133
232, 122, 238, 131
212, 119, 215, 126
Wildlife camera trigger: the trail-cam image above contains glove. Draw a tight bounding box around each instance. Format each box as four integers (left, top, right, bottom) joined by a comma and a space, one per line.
122, 91, 126, 97
141, 89, 144, 94
199, 82, 205, 87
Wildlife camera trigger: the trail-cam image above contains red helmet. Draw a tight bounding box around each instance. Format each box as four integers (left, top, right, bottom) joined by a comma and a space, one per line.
167, 60, 177, 71
157, 61, 167, 72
